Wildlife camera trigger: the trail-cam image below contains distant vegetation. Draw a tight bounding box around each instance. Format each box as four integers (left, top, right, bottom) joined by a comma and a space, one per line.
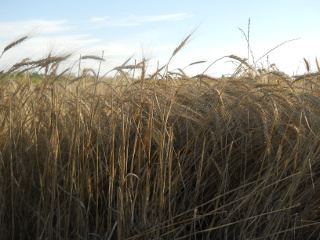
1, 30, 320, 239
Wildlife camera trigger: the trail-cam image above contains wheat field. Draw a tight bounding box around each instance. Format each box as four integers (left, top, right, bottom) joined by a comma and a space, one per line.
0, 34, 320, 240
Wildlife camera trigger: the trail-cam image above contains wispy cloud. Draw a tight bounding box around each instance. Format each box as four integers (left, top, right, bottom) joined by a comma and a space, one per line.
0, 19, 104, 71
0, 15, 195, 75
0, 19, 74, 67
90, 17, 108, 22
138, 13, 194, 22
0, 20, 68, 40
102, 22, 140, 27
89, 13, 193, 27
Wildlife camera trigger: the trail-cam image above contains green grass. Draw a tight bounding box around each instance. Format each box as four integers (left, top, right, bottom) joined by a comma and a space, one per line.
0, 33, 320, 240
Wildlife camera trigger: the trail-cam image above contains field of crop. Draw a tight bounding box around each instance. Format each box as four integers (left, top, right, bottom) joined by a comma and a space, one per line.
1, 34, 320, 239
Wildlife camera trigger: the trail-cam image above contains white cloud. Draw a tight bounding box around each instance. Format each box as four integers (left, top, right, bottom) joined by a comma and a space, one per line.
91, 17, 108, 22
103, 22, 140, 27
88, 13, 193, 28
0, 32, 104, 71
0, 15, 196, 76
0, 20, 67, 41
138, 13, 194, 22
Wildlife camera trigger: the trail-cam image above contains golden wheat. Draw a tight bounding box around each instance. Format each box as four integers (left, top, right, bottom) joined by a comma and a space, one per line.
1, 33, 320, 240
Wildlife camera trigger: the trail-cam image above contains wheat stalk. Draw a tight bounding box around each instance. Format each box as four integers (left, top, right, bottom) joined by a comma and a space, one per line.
80, 55, 105, 62
1, 30, 320, 240
255, 38, 300, 64
166, 27, 198, 68
315, 57, 320, 72
0, 35, 30, 59
303, 57, 311, 72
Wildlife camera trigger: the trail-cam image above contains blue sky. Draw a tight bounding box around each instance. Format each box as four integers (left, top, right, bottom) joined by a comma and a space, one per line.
1, 0, 320, 76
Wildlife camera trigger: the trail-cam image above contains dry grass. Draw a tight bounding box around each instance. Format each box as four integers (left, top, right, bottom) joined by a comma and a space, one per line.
0, 35, 320, 240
